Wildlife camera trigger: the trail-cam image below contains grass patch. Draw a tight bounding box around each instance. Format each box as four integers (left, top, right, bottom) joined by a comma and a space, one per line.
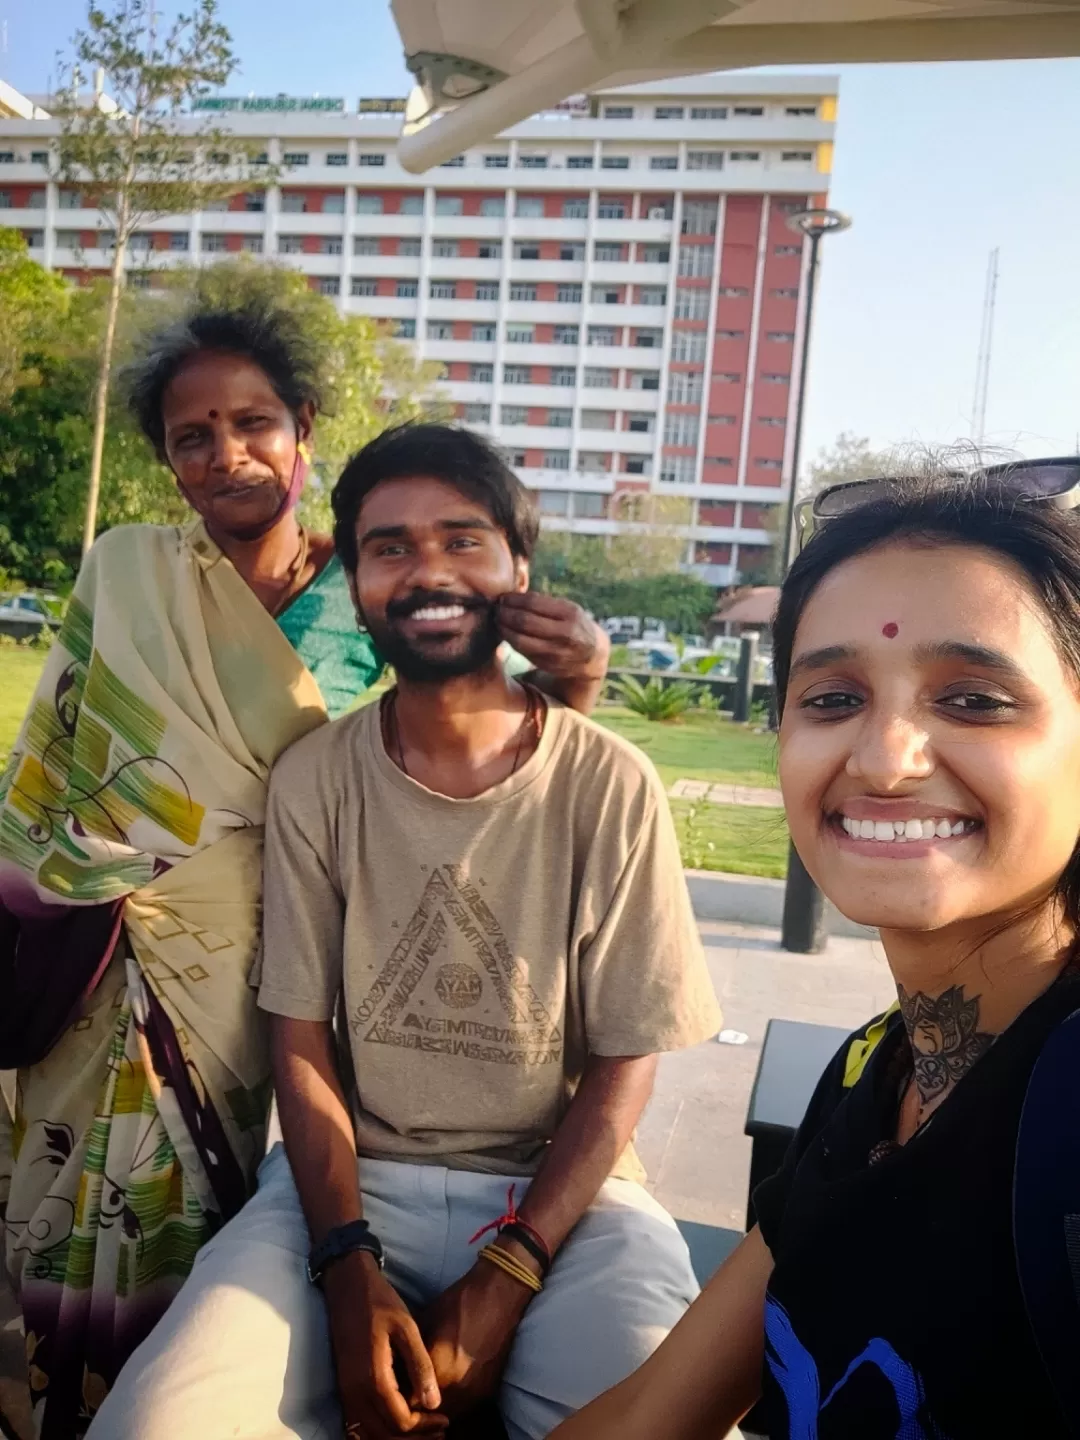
594, 704, 778, 790
671, 798, 789, 878
0, 647, 46, 771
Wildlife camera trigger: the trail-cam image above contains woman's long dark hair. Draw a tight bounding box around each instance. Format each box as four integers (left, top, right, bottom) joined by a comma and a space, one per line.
771, 479, 1080, 927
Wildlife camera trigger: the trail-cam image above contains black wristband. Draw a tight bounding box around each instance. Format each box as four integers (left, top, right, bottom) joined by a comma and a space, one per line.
499, 1222, 551, 1276
307, 1219, 384, 1285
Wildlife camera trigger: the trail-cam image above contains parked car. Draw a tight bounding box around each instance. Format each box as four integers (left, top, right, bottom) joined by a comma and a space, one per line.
0, 591, 61, 640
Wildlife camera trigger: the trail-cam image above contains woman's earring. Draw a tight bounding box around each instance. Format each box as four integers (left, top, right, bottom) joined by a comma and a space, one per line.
297, 441, 313, 464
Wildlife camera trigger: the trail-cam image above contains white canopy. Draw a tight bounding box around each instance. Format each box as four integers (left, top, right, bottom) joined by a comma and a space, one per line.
391, 0, 1080, 170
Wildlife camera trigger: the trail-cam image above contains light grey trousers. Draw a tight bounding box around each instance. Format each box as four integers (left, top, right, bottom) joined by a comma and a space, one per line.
87, 1143, 700, 1440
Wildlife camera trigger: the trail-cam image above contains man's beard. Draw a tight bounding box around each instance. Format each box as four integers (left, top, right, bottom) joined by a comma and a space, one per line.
363, 589, 502, 683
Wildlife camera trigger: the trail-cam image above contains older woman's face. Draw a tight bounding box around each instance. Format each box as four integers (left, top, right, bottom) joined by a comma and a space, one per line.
779, 540, 1080, 935
160, 351, 312, 538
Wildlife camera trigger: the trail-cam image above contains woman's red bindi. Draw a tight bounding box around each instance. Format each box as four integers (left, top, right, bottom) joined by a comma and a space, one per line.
882, 622, 899, 639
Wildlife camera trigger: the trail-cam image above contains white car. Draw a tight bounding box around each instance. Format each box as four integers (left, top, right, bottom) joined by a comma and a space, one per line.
0, 592, 61, 639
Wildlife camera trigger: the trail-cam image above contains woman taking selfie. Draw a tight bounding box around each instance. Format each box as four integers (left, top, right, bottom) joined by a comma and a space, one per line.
0, 298, 607, 1438
553, 459, 1080, 1439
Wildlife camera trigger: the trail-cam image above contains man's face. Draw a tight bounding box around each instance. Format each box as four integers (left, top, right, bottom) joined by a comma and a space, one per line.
351, 474, 528, 682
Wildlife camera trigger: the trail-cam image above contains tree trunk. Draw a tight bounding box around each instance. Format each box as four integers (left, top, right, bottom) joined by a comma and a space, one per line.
81, 227, 127, 558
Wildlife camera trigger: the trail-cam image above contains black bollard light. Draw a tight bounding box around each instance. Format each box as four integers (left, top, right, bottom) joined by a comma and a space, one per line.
731, 633, 758, 724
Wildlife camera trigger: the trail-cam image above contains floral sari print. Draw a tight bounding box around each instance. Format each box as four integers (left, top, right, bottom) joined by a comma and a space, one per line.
0, 520, 329, 1438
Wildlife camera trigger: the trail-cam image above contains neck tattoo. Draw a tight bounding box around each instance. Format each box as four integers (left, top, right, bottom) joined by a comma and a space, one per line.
897, 981, 994, 1119
385, 684, 542, 781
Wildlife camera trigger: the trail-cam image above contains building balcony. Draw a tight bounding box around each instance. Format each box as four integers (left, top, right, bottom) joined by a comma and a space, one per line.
584, 301, 670, 329
425, 298, 501, 323
424, 339, 497, 365
507, 259, 587, 283
504, 217, 589, 242
428, 215, 505, 240
350, 253, 422, 277
581, 341, 664, 372
425, 256, 503, 280
273, 210, 347, 234
519, 468, 615, 494
592, 218, 673, 242
345, 213, 425, 237
502, 300, 582, 325
590, 260, 670, 285
196, 210, 270, 232
341, 293, 416, 318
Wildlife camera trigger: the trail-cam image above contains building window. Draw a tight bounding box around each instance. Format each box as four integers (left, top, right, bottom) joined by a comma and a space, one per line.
557, 283, 583, 304
771, 287, 799, 299
637, 286, 667, 306
501, 405, 528, 426
575, 491, 608, 518
398, 237, 422, 256
635, 328, 662, 348
510, 451, 528, 468
475, 241, 501, 259
0, 192, 11, 209
767, 330, 795, 342
594, 242, 625, 262
516, 196, 544, 218
786, 105, 817, 117
623, 458, 649, 478
514, 242, 541, 261
706, 456, 735, 467
603, 105, 634, 119
281, 193, 307, 213
583, 367, 616, 388
397, 280, 419, 298
733, 105, 765, 117
539, 491, 569, 515
435, 196, 463, 216
567, 155, 593, 170
668, 371, 703, 404
580, 410, 615, 430
553, 325, 580, 345
716, 328, 745, 339
327, 152, 349, 166
715, 371, 742, 383
505, 323, 535, 344
202, 233, 228, 252
481, 196, 506, 217
241, 236, 263, 254
519, 155, 548, 169
720, 285, 750, 298
321, 237, 343, 255
241, 192, 265, 212
484, 154, 509, 168
470, 363, 494, 382
775, 244, 801, 256
394, 319, 416, 339
550, 367, 577, 387
654, 105, 685, 120
323, 193, 346, 214
762, 372, 790, 383
503, 365, 532, 384
560, 242, 585, 261
650, 156, 678, 170
432, 239, 459, 258
682, 201, 719, 236
316, 277, 340, 297
709, 413, 737, 424
427, 320, 454, 340
756, 457, 783, 469
544, 450, 571, 470
782, 151, 814, 163
0, 154, 14, 165
54, 229, 79, 248
430, 281, 457, 299
674, 289, 709, 320
58, 190, 82, 209
759, 416, 786, 428
578, 452, 611, 473
472, 323, 497, 342
591, 286, 621, 305
356, 195, 383, 214
639, 244, 671, 264
400, 195, 424, 214
354, 237, 379, 256
548, 408, 573, 427
588, 326, 619, 347
476, 281, 500, 301
128, 232, 152, 252
672, 330, 707, 362
661, 455, 696, 482
687, 150, 724, 171
601, 156, 630, 170
204, 197, 229, 213
691, 106, 728, 120
729, 150, 761, 163
510, 283, 538, 302
678, 244, 713, 278
283, 152, 309, 166
351, 277, 377, 296
627, 413, 654, 433
597, 201, 626, 220
562, 199, 589, 219
31, 150, 50, 164
464, 403, 491, 423
630, 371, 661, 391
26, 190, 46, 208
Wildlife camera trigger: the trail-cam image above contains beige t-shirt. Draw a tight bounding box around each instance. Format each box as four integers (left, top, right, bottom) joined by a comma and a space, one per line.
255, 699, 722, 1179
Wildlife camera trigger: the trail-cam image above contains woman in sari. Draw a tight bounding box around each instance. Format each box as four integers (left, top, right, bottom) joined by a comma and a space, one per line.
0, 299, 608, 1439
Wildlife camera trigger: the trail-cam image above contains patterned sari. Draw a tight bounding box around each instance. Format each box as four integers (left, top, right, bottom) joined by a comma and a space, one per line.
0, 521, 378, 1438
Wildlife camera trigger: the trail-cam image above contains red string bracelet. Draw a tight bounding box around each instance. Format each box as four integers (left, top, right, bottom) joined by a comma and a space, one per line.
468, 1183, 553, 1267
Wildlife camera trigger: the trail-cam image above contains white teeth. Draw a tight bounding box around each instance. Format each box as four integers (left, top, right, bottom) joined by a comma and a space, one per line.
873, 821, 893, 841
951, 820, 965, 836
921, 819, 936, 840
859, 820, 875, 840
411, 605, 466, 621
935, 819, 952, 839
904, 819, 922, 840
839, 816, 972, 843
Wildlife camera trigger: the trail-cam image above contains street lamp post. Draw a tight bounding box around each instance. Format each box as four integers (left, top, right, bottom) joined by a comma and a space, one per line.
778, 207, 851, 955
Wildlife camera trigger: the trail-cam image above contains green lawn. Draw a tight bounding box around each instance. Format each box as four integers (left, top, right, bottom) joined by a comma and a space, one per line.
0, 650, 787, 876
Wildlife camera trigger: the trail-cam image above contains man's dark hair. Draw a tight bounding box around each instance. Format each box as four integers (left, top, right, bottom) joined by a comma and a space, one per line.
331, 422, 540, 572
126, 300, 322, 459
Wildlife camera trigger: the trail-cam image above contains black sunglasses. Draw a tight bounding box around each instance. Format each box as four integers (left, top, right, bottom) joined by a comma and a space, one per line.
796, 457, 1080, 549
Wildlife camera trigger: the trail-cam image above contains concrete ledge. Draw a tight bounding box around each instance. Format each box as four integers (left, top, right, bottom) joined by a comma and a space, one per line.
686, 868, 878, 942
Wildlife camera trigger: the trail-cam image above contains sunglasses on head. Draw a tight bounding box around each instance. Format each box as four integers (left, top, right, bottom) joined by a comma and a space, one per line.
795, 456, 1080, 549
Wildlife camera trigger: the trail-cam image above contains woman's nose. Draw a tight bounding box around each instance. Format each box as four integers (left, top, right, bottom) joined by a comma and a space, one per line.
846, 709, 933, 788
209, 426, 245, 471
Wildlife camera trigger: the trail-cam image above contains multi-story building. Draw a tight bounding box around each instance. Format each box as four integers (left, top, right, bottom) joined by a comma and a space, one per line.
0, 73, 837, 585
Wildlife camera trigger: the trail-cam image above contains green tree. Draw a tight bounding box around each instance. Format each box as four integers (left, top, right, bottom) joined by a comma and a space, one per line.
0, 229, 69, 402
806, 431, 890, 497
52, 0, 271, 558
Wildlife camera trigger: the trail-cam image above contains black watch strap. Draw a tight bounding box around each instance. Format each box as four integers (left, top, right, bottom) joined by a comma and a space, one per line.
307, 1219, 384, 1284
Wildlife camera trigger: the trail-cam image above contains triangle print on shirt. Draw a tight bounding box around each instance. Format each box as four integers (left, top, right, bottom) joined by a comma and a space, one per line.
350, 864, 564, 1066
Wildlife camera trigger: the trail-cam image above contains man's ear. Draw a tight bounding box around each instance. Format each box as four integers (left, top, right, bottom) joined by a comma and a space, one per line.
513, 557, 529, 593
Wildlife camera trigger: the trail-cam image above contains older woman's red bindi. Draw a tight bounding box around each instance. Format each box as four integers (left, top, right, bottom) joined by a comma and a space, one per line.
882, 622, 899, 638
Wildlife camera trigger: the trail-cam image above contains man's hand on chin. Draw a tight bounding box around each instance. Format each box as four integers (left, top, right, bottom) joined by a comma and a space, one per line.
418, 1258, 536, 1420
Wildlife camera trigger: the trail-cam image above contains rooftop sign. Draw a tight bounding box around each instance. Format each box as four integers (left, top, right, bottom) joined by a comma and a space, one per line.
193, 96, 345, 113
358, 97, 407, 114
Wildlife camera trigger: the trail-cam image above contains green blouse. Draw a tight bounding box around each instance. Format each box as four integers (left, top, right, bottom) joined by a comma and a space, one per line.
276, 554, 382, 719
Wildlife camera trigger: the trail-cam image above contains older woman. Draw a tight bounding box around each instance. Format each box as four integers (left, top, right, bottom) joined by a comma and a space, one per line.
0, 299, 608, 1439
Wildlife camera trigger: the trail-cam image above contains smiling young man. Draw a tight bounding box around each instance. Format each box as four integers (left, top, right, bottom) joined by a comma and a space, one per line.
88, 423, 721, 1440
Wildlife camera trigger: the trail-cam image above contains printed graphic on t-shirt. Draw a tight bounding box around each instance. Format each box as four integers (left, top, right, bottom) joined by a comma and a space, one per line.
766, 1296, 951, 1439
349, 863, 563, 1066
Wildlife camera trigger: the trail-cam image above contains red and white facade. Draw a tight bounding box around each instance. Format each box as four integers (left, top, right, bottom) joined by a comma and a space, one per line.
0, 73, 838, 584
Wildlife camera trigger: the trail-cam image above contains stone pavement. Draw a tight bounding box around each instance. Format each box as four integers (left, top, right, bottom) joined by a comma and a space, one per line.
669, 778, 784, 807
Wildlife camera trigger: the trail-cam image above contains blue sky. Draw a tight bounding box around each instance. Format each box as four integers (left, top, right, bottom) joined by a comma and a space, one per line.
6, 1, 1079, 463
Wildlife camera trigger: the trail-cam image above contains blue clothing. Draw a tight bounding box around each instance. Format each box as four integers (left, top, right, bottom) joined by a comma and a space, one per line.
276, 555, 382, 720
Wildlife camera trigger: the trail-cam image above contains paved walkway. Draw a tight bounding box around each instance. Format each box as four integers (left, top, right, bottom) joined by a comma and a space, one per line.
669, 778, 784, 808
